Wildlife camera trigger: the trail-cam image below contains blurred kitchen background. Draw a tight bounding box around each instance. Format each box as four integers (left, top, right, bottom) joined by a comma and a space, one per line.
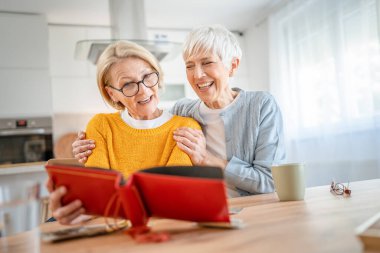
0, 0, 379, 189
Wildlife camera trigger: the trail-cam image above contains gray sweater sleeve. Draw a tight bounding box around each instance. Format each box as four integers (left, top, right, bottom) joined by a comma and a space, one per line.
223, 92, 286, 195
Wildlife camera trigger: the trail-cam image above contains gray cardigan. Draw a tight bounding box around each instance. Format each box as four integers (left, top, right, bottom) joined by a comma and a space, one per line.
171, 88, 286, 196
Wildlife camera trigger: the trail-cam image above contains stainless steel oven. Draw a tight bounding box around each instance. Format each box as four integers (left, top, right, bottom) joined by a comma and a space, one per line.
0, 117, 53, 165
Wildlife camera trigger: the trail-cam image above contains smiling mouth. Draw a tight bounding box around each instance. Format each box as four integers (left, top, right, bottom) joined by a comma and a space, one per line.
197, 81, 213, 90
138, 96, 152, 104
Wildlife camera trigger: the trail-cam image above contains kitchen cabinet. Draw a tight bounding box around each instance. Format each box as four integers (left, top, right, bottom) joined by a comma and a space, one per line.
0, 13, 52, 118
0, 13, 49, 69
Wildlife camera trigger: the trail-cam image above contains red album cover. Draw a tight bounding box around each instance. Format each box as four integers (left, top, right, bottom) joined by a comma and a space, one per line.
45, 164, 230, 227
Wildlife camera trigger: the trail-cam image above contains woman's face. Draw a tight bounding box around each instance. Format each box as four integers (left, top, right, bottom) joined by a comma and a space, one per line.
185, 53, 235, 108
105, 57, 160, 120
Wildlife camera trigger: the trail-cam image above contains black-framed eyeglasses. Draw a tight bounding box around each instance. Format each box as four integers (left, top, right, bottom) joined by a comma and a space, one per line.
330, 180, 351, 196
107, 72, 159, 97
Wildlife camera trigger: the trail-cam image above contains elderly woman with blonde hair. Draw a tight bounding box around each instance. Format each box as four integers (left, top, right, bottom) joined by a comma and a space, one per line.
47, 40, 200, 225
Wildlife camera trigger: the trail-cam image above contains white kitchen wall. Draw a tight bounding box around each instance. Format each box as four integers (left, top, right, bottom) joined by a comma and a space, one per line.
0, 13, 52, 118
48, 25, 113, 143
232, 33, 250, 91
244, 21, 270, 92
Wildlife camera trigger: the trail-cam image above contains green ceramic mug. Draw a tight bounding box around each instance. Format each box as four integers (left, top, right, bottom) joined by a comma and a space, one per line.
272, 163, 305, 201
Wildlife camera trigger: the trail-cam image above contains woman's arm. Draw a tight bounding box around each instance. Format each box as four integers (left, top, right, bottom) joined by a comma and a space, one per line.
173, 126, 275, 194
223, 96, 285, 194
174, 94, 285, 195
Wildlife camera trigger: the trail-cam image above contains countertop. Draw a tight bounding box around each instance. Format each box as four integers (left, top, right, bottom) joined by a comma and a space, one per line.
0, 161, 46, 175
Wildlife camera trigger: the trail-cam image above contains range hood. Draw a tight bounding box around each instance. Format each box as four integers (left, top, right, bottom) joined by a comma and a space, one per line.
75, 39, 181, 64
74, 0, 181, 64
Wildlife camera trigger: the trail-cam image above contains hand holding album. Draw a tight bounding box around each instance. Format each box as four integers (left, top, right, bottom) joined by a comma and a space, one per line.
45, 164, 232, 228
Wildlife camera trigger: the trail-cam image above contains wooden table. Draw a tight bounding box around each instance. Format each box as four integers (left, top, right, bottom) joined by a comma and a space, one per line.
1, 179, 380, 253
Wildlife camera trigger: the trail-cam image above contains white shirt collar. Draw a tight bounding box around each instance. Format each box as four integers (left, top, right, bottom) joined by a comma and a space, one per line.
121, 110, 173, 129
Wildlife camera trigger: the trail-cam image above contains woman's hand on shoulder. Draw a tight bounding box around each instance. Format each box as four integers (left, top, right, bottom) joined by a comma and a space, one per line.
72, 131, 95, 163
173, 127, 207, 165
173, 127, 228, 169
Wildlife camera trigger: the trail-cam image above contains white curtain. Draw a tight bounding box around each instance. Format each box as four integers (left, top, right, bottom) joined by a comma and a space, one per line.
269, 0, 380, 186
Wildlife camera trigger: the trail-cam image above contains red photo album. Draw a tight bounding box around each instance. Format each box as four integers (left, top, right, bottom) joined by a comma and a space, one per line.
45, 164, 231, 228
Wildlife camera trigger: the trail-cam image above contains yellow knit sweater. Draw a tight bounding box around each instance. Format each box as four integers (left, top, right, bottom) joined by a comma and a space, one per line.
85, 112, 201, 178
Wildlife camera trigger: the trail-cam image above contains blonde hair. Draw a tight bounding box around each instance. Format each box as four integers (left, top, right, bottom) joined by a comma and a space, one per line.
97, 40, 164, 110
182, 24, 242, 69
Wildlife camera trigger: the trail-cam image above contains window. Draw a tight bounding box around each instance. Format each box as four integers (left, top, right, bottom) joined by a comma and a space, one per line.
269, 0, 380, 186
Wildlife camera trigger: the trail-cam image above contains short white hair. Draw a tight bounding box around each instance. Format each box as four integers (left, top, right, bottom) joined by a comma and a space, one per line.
182, 24, 242, 69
